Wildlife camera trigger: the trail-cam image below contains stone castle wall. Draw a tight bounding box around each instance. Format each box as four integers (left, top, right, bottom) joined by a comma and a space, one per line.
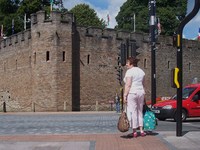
0, 10, 199, 112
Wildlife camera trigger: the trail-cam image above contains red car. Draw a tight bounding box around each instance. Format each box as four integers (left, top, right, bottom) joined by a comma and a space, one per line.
152, 83, 200, 121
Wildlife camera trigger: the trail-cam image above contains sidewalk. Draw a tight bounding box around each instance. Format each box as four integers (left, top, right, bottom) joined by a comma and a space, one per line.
0, 111, 199, 150
0, 131, 200, 150
0, 133, 169, 150
158, 131, 200, 150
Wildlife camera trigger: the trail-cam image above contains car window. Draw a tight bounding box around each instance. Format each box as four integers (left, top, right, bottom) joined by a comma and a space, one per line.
193, 91, 200, 101
172, 87, 197, 100
183, 87, 197, 99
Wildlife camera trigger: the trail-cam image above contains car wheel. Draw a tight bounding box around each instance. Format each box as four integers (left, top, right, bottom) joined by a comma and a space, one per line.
174, 109, 187, 122
158, 118, 166, 121
181, 109, 187, 121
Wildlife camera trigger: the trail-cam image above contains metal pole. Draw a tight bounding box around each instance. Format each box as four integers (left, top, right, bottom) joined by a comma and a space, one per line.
175, 0, 200, 137
126, 39, 129, 59
3, 102, 6, 113
121, 88, 124, 112
24, 13, 26, 30
149, 0, 156, 106
176, 32, 183, 137
133, 13, 136, 32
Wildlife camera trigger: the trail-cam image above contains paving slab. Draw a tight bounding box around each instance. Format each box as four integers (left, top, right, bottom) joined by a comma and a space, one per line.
0, 134, 170, 150
158, 131, 200, 150
0, 141, 92, 150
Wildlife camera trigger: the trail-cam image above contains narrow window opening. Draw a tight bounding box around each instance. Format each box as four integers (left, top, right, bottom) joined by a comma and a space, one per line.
29, 56, 31, 67
16, 60, 17, 70
168, 61, 170, 69
63, 51, 65, 61
34, 52, 36, 64
46, 51, 50, 61
144, 59, 147, 68
37, 32, 40, 38
3, 62, 6, 72
189, 62, 191, 71
87, 54, 90, 64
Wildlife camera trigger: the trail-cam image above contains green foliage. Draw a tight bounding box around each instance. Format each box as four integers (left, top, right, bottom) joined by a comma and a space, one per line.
0, 0, 20, 14
0, 0, 67, 36
0, 0, 21, 36
116, 0, 187, 36
17, 0, 43, 16
69, 4, 105, 28
3, 14, 24, 35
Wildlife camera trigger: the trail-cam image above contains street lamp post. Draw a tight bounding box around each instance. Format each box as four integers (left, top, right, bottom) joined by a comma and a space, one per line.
132, 13, 136, 32
149, 0, 156, 106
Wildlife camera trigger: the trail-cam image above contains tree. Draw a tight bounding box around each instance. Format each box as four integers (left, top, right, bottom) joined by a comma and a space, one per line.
69, 4, 105, 28
0, 0, 67, 36
0, 0, 20, 14
115, 0, 187, 36
0, 0, 21, 36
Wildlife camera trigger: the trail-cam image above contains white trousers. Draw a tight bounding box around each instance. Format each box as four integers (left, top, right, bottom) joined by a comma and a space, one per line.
127, 91, 145, 129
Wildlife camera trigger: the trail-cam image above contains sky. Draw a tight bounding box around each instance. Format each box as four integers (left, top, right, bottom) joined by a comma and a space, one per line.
63, 0, 200, 40
184, 0, 200, 39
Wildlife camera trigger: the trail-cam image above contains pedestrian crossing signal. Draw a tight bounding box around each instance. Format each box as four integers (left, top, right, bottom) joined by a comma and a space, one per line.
171, 68, 180, 88
117, 67, 123, 82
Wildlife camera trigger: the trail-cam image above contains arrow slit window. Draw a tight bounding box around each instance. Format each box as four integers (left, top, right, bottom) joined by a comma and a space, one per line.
46, 51, 50, 61
189, 62, 191, 71
144, 59, 147, 68
87, 54, 90, 64
63, 51, 65, 61
168, 61, 170, 69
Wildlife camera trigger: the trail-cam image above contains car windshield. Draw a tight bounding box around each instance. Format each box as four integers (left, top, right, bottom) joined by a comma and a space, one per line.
172, 87, 197, 100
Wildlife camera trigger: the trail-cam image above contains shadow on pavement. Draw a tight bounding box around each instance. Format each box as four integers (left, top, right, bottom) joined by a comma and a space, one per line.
120, 131, 159, 139
184, 119, 200, 122
163, 118, 200, 122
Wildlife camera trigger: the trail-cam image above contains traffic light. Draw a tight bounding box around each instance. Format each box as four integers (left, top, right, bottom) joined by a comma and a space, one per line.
116, 67, 123, 84
130, 42, 140, 57
118, 41, 139, 66
120, 43, 126, 66
117, 56, 120, 66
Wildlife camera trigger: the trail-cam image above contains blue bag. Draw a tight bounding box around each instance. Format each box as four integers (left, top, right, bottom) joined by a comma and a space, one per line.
143, 107, 157, 131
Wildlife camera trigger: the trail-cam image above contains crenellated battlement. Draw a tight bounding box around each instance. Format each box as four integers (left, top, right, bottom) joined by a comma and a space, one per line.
102, 28, 116, 39
77, 26, 150, 48
86, 26, 102, 37
76, 24, 200, 51
30, 10, 75, 27
1, 10, 200, 52
0, 29, 31, 51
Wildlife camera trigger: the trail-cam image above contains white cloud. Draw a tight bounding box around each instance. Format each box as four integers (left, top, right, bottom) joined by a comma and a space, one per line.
63, 0, 86, 10
63, 0, 126, 28
105, 0, 126, 28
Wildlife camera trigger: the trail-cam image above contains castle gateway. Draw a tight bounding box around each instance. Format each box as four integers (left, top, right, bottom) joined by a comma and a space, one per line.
0, 11, 199, 112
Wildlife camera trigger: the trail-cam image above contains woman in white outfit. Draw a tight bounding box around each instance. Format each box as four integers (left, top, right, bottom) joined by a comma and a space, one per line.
123, 57, 146, 138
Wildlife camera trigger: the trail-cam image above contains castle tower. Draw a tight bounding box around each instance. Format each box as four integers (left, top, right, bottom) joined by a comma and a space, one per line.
30, 11, 74, 111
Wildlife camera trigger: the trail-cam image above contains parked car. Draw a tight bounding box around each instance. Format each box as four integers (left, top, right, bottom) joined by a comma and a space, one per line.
152, 83, 200, 121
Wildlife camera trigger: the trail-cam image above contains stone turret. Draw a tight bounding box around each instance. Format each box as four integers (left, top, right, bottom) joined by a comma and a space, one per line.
30, 10, 74, 111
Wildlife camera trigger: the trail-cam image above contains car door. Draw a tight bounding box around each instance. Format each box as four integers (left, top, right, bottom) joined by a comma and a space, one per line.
189, 91, 200, 116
